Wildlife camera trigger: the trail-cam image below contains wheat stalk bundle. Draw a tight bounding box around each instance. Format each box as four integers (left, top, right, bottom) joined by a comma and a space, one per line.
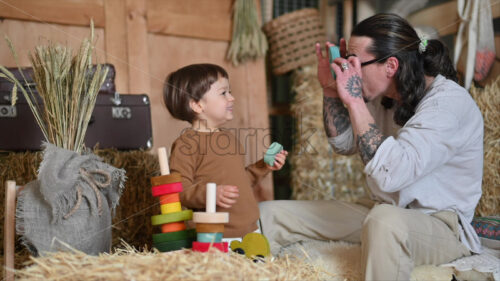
0, 21, 108, 154
226, 0, 268, 66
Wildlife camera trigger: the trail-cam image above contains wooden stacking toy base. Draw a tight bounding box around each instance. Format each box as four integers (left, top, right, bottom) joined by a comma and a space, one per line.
192, 241, 228, 253
154, 239, 195, 252
153, 229, 196, 244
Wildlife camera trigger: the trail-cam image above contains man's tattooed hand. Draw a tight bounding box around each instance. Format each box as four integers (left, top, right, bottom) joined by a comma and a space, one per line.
357, 123, 387, 164
345, 75, 363, 98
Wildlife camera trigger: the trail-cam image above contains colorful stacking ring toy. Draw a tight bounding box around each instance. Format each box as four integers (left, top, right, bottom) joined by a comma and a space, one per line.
150, 148, 195, 252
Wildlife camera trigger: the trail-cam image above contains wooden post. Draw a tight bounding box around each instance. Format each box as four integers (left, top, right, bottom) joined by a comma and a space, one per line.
126, 0, 151, 94
206, 183, 216, 213
104, 0, 129, 93
157, 147, 170, 175
4, 181, 16, 281
343, 0, 353, 39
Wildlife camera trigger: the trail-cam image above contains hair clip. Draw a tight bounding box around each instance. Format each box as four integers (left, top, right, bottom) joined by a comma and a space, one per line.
418, 39, 428, 54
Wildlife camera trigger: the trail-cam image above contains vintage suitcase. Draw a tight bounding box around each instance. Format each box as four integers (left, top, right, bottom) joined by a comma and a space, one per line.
86, 92, 153, 150
0, 64, 116, 94
0, 91, 153, 151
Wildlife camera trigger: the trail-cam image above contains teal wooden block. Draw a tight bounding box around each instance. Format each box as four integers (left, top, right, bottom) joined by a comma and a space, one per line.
197, 232, 223, 243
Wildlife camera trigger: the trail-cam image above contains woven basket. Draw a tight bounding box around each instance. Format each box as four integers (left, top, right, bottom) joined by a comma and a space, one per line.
263, 8, 326, 75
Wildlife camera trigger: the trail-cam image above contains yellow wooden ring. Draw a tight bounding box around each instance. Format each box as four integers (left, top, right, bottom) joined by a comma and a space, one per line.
193, 212, 229, 223
151, 172, 182, 186
151, 210, 193, 226
161, 202, 182, 214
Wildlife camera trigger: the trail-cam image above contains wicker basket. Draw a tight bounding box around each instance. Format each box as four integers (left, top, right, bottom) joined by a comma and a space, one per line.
263, 8, 326, 75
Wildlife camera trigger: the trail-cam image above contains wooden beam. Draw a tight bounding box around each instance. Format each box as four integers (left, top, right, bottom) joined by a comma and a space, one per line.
126, 0, 151, 94
320, 0, 338, 42
409, 1, 499, 37
492, 0, 500, 19
147, 0, 232, 41
408, 1, 458, 37
3, 181, 16, 281
343, 0, 353, 38
247, 0, 273, 201
0, 0, 105, 27
104, 0, 129, 93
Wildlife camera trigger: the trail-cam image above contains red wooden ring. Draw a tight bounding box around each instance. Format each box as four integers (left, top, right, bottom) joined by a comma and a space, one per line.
151, 182, 183, 197
192, 242, 228, 253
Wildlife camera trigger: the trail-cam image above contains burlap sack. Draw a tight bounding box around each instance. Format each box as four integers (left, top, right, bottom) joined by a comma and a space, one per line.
16, 143, 126, 255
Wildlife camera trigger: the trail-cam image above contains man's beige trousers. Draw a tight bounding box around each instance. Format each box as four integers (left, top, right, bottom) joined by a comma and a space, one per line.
259, 200, 471, 280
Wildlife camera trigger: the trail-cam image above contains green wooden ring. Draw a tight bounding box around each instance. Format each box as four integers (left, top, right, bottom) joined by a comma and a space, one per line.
153, 239, 194, 252
152, 229, 196, 244
197, 232, 223, 243
151, 210, 193, 226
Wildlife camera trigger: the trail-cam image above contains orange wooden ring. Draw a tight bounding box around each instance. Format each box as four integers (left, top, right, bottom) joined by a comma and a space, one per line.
192, 241, 228, 253
151, 173, 182, 186
161, 221, 186, 233
196, 223, 225, 233
159, 193, 180, 204
151, 182, 182, 197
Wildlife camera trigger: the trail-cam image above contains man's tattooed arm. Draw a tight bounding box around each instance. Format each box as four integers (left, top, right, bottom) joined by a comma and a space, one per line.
357, 123, 387, 164
323, 96, 350, 138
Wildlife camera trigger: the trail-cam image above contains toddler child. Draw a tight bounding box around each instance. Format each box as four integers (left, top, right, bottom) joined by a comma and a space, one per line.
163, 63, 288, 239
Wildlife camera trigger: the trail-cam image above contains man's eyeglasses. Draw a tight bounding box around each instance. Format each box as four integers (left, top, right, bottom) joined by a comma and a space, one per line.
345, 54, 384, 67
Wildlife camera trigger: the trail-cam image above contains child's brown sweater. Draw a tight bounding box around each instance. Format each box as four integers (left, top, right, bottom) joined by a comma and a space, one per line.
169, 128, 269, 238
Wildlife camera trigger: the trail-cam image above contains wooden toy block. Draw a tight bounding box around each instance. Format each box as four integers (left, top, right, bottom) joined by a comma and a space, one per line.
159, 193, 180, 204
197, 232, 223, 243
195, 223, 224, 233
152, 229, 196, 244
328, 45, 341, 78
161, 221, 186, 233
230, 233, 271, 259
151, 173, 182, 187
193, 212, 229, 224
263, 142, 283, 166
160, 202, 182, 214
154, 238, 194, 252
151, 182, 183, 197
151, 210, 193, 225
192, 241, 228, 253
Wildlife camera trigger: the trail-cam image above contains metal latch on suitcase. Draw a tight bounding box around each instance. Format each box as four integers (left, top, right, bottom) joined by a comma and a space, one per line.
110, 92, 131, 119
0, 95, 16, 118
0, 105, 17, 118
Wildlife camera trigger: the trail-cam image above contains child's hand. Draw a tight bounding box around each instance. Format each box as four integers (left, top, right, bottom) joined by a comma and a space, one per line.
216, 185, 239, 209
267, 150, 288, 171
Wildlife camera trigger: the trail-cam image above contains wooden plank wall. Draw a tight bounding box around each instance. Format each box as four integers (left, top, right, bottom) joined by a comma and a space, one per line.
0, 0, 273, 200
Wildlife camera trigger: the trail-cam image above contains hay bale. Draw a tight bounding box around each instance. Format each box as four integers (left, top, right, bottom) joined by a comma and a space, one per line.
14, 243, 321, 280
289, 65, 367, 201
470, 77, 500, 216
